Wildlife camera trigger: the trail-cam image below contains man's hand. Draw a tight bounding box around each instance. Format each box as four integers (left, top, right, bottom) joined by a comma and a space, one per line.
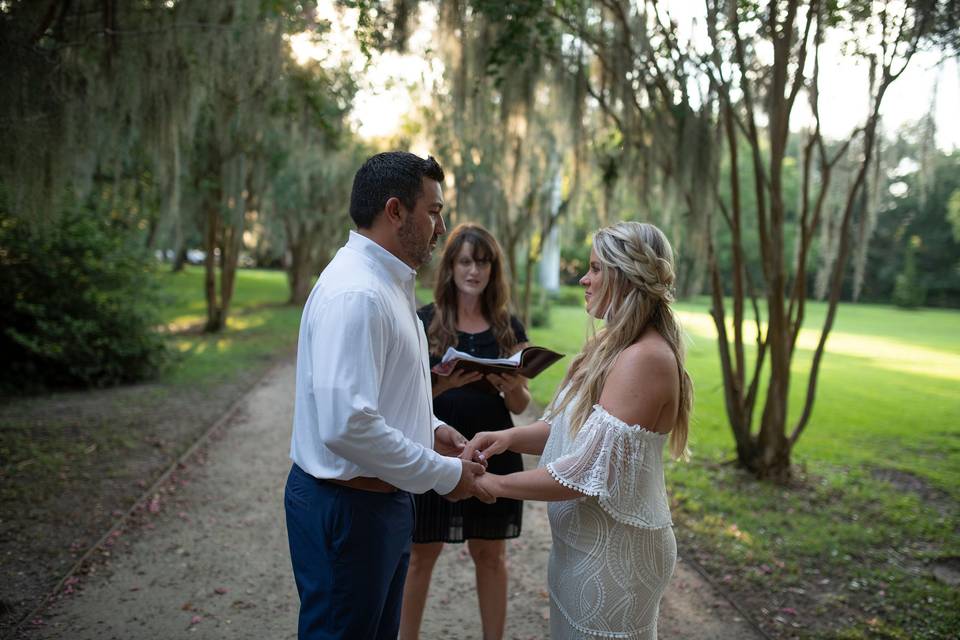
444, 459, 495, 504
433, 424, 467, 457
436, 424, 487, 467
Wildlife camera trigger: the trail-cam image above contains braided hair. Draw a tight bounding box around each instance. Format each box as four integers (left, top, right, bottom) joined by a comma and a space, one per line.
545, 222, 692, 459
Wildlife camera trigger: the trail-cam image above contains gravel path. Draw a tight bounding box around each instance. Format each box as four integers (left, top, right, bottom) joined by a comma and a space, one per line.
23, 361, 762, 639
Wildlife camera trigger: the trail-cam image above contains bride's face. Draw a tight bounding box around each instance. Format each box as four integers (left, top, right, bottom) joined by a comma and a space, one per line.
579, 247, 605, 318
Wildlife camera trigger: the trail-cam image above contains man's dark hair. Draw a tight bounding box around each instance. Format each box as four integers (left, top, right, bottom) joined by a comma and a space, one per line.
349, 152, 445, 228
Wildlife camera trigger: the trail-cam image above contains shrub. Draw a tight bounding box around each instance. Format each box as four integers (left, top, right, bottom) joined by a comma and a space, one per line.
892, 236, 927, 309
528, 287, 552, 328
551, 285, 584, 306
0, 207, 168, 391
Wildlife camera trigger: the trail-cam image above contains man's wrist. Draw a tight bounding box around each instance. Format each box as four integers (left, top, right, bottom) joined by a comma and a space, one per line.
434, 454, 463, 496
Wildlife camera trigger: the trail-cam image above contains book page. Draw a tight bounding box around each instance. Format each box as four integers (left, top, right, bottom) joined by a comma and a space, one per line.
438, 346, 523, 367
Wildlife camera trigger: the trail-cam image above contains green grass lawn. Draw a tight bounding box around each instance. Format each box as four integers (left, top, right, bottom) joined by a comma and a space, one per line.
526, 292, 960, 639
156, 266, 303, 386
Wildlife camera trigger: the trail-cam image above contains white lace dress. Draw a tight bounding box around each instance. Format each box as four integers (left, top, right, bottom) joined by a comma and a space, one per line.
539, 397, 677, 639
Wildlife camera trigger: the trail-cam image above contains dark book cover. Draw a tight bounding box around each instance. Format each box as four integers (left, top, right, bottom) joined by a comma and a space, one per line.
433, 346, 565, 395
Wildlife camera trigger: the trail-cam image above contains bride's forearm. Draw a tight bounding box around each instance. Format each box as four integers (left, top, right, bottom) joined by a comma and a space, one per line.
489, 467, 583, 502
505, 420, 551, 455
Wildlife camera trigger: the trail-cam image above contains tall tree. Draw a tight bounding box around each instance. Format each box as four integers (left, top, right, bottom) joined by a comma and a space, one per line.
258, 28, 359, 305
187, 1, 291, 332
469, 0, 954, 478
0, 0, 205, 225
1, 0, 321, 333
431, 0, 585, 322
697, 0, 945, 479
535, 0, 721, 298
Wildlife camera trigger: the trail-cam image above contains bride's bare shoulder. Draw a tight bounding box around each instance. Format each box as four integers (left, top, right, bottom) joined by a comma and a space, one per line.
597, 334, 678, 432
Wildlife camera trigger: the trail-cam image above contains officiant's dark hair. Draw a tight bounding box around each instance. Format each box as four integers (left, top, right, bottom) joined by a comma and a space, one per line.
349, 151, 445, 228
427, 223, 518, 358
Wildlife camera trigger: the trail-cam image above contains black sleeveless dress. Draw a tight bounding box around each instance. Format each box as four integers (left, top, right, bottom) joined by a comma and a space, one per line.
413, 303, 526, 543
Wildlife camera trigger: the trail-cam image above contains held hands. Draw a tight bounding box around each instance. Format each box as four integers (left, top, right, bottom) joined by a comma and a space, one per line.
436, 424, 493, 503
435, 424, 488, 469
462, 430, 513, 465
445, 459, 495, 504
473, 471, 502, 501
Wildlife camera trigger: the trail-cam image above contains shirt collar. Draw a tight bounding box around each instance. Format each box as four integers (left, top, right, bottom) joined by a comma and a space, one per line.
345, 230, 417, 285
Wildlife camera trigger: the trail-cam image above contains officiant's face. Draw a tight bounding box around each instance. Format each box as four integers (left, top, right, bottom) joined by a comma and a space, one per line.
580, 247, 604, 318
453, 242, 492, 297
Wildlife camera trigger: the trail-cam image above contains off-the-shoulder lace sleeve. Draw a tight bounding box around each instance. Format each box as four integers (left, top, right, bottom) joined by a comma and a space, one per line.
546, 404, 672, 528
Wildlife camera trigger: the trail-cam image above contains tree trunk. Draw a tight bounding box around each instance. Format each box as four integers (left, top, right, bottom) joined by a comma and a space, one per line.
171, 246, 187, 273
521, 246, 534, 328
219, 221, 242, 326
287, 236, 319, 306
203, 193, 223, 333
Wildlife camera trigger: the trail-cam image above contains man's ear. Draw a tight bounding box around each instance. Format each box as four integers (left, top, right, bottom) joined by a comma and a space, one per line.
383, 196, 405, 229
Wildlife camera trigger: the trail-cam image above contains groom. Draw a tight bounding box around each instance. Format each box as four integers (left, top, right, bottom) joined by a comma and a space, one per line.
284, 151, 491, 640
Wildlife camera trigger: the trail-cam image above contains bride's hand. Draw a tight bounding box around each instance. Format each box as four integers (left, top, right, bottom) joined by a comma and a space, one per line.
463, 430, 513, 463
474, 472, 501, 500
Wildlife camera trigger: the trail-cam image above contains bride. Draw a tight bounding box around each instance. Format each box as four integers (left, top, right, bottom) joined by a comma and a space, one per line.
465, 221, 692, 639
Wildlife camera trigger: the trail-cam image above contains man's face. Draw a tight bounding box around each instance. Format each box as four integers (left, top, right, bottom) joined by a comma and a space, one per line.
398, 178, 446, 269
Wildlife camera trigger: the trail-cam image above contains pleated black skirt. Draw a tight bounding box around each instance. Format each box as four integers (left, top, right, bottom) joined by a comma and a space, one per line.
412, 449, 523, 543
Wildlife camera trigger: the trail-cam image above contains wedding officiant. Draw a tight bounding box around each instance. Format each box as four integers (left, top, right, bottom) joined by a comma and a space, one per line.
399, 222, 530, 640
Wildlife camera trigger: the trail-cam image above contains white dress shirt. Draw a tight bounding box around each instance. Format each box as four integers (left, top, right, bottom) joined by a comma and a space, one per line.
289, 231, 462, 495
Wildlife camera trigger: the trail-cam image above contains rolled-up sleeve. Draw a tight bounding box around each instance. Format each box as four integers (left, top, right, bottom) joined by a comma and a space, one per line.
308, 290, 461, 494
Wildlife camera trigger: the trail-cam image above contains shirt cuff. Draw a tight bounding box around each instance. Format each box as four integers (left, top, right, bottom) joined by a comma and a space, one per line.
432, 453, 463, 496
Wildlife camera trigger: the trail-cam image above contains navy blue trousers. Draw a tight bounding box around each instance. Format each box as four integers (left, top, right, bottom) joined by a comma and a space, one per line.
285, 464, 415, 640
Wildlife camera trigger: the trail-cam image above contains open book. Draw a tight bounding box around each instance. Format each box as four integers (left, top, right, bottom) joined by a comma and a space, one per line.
432, 345, 564, 394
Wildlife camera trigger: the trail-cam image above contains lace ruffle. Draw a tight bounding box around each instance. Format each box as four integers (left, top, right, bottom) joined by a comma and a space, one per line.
545, 404, 672, 529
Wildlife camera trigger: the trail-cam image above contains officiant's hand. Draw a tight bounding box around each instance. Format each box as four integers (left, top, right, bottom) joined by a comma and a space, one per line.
433, 369, 483, 397
485, 372, 524, 394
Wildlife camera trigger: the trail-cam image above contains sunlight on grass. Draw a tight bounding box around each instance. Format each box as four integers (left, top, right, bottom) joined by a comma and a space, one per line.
225, 314, 268, 331
162, 316, 205, 332
677, 309, 960, 381
173, 339, 199, 353
724, 522, 754, 545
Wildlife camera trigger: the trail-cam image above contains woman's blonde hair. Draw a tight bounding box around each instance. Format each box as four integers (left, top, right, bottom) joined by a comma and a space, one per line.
544, 221, 692, 459
427, 223, 518, 357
